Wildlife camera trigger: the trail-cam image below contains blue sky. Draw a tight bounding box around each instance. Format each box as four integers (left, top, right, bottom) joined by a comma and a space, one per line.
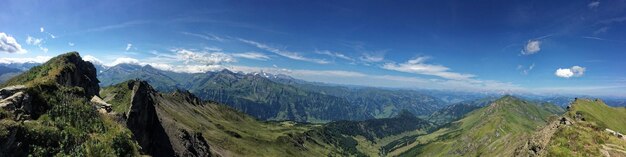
1, 0, 626, 97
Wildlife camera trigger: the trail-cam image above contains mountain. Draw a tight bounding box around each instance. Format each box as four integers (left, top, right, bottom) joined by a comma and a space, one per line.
272, 80, 446, 118
0, 66, 21, 83
0, 52, 140, 156
181, 69, 373, 122
392, 96, 562, 156
98, 66, 447, 122
100, 79, 436, 156
98, 64, 188, 92
427, 97, 497, 125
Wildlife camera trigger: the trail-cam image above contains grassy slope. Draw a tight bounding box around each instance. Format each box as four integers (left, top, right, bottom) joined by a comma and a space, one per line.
395, 96, 557, 156
0, 52, 140, 156
546, 99, 626, 156
100, 83, 343, 156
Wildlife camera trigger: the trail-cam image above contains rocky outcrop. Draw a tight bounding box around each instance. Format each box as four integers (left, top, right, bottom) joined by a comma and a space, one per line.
122, 80, 216, 157
178, 129, 212, 157
53, 52, 100, 97
90, 96, 112, 113
0, 85, 32, 120
514, 116, 564, 157
125, 80, 176, 156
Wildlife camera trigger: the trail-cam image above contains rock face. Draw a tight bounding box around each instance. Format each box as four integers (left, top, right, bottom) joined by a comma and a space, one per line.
124, 80, 213, 157
179, 129, 212, 157
124, 80, 176, 157
53, 52, 100, 97
514, 116, 574, 157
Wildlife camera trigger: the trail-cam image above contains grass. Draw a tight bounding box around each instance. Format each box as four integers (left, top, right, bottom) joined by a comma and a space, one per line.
100, 81, 134, 114
395, 96, 557, 156
568, 99, 626, 133
546, 98, 626, 156
0, 52, 140, 156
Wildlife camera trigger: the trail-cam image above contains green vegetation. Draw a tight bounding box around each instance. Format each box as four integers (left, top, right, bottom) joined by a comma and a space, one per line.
395, 96, 559, 156
0, 52, 140, 156
546, 99, 626, 156
99, 80, 134, 113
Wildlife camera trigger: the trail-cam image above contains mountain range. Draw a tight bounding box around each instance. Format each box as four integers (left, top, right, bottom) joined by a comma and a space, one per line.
1, 52, 625, 156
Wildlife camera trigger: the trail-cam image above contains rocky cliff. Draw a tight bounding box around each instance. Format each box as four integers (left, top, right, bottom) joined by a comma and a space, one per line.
121, 80, 212, 157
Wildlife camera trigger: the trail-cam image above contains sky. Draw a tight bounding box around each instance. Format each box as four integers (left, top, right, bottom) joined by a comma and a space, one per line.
1, 0, 626, 97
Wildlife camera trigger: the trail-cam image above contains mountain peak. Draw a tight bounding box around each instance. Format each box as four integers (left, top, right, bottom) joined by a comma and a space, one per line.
2, 51, 100, 97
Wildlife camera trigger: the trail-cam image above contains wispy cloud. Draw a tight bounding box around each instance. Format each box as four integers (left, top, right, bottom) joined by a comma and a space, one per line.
125, 43, 132, 51
0, 32, 27, 54
82, 20, 150, 34
26, 36, 48, 53
588, 1, 600, 9
315, 50, 354, 61
582, 36, 626, 43
232, 52, 270, 60
359, 53, 385, 62
239, 39, 329, 64
517, 63, 535, 75
181, 32, 226, 42
382, 56, 474, 80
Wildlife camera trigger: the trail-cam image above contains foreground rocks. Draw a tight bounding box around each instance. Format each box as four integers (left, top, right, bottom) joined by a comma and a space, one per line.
0, 85, 32, 120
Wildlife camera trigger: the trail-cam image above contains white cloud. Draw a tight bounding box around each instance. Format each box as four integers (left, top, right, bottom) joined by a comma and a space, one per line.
108, 57, 141, 66
40, 27, 44, 33
359, 53, 384, 62
588, 1, 600, 9
0, 56, 51, 64
181, 32, 225, 42
68, 42, 75, 46
82, 55, 103, 65
521, 40, 541, 55
26, 36, 43, 45
382, 56, 475, 80
232, 52, 270, 60
316, 50, 354, 61
555, 65, 586, 78
175, 49, 235, 65
125, 43, 132, 51
25, 36, 48, 53
239, 39, 329, 64
0, 32, 27, 54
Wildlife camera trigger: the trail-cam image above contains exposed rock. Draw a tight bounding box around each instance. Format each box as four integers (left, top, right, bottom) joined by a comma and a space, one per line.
125, 80, 176, 156
90, 96, 112, 113
0, 85, 26, 99
178, 129, 212, 157
514, 116, 562, 157
0, 86, 32, 120
52, 52, 100, 97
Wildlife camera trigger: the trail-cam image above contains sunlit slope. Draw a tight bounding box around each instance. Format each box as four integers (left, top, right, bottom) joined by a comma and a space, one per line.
397, 96, 559, 156
546, 99, 626, 156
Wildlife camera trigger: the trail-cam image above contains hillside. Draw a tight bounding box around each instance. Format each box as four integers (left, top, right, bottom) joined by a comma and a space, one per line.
0, 52, 140, 156
393, 96, 561, 156
427, 97, 496, 125
100, 79, 435, 156
544, 98, 626, 156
